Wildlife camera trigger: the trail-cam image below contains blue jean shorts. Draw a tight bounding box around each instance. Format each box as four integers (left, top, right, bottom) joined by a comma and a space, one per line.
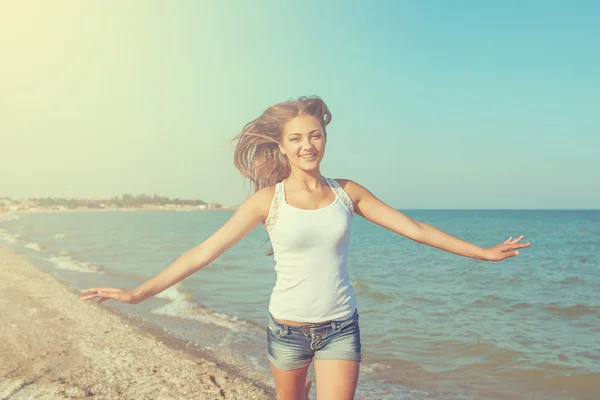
267, 309, 362, 370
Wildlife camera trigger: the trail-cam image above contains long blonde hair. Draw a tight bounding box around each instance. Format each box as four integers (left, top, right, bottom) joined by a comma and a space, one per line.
232, 96, 332, 192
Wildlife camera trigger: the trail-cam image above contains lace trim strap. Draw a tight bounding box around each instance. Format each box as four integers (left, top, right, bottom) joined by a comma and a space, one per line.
264, 181, 283, 233
327, 178, 354, 217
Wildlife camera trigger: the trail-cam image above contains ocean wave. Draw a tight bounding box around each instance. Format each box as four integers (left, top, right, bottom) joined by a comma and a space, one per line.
551, 276, 587, 286
351, 278, 393, 301
0, 229, 19, 245
151, 298, 245, 331
415, 339, 525, 366
509, 302, 533, 310
47, 255, 102, 273
544, 303, 599, 318
155, 285, 188, 302
24, 242, 42, 251
54, 233, 66, 239
406, 296, 437, 304
360, 362, 392, 373
471, 294, 505, 306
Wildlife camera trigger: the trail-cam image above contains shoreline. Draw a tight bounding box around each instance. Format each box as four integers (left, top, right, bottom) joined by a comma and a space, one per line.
0, 246, 273, 400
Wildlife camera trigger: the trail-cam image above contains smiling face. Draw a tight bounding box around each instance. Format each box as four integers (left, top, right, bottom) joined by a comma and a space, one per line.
279, 115, 326, 173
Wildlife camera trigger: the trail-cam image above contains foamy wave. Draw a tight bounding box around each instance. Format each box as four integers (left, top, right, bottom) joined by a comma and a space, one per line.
47, 255, 102, 273
54, 233, 66, 239
155, 286, 187, 302
360, 362, 391, 372
24, 242, 42, 251
0, 229, 19, 245
152, 299, 244, 331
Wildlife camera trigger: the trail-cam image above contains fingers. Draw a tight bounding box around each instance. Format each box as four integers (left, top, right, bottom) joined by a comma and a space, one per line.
504, 250, 519, 259
80, 293, 100, 301
80, 293, 113, 303
80, 287, 119, 294
500, 242, 530, 257
491, 235, 530, 261
79, 287, 120, 301
504, 235, 524, 244
511, 235, 524, 244
80, 288, 102, 296
506, 235, 524, 244
502, 235, 529, 247
80, 293, 111, 301
503, 242, 530, 251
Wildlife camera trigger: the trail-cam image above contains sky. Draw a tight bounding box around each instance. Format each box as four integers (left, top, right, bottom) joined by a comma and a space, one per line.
1, 0, 598, 209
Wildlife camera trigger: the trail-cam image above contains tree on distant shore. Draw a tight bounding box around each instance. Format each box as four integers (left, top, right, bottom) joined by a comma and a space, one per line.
109, 194, 208, 207
33, 197, 79, 209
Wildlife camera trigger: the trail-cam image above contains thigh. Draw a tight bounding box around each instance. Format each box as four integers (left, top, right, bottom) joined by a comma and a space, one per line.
270, 362, 311, 400
314, 359, 360, 400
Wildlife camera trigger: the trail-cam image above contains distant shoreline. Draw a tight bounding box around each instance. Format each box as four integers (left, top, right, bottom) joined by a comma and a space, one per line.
0, 206, 237, 214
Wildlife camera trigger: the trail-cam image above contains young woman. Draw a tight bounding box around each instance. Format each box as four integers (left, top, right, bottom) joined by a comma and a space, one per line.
80, 96, 530, 400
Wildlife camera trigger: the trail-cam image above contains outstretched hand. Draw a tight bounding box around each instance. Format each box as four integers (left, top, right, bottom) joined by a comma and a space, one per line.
79, 287, 140, 304
482, 235, 531, 261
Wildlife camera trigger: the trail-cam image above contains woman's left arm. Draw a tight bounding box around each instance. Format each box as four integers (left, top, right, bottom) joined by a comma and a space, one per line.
340, 180, 530, 262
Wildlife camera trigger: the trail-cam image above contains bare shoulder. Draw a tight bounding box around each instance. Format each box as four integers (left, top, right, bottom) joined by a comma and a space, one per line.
253, 185, 276, 205
330, 179, 371, 202
243, 185, 276, 222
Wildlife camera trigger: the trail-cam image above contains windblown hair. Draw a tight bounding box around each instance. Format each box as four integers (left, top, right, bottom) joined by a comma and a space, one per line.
232, 96, 332, 192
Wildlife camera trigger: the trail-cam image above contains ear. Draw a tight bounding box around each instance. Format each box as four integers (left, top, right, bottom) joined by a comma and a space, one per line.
278, 144, 286, 155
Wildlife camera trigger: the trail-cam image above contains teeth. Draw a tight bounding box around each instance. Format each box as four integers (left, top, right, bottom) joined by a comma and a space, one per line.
300, 153, 316, 158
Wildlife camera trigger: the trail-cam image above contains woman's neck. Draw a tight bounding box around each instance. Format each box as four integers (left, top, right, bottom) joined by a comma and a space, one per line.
286, 169, 326, 190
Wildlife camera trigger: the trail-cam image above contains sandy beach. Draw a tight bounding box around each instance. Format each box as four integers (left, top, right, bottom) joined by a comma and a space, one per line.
0, 246, 272, 400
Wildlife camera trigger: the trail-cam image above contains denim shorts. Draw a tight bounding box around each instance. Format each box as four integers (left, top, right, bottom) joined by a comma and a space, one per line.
267, 309, 362, 370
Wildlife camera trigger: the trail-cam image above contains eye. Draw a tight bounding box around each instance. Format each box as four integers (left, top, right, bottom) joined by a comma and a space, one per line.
290, 137, 300, 142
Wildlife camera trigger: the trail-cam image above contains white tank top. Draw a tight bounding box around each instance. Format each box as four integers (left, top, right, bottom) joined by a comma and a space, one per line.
265, 177, 357, 322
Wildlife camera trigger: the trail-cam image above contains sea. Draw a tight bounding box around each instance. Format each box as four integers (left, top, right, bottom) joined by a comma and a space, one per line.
1, 209, 598, 400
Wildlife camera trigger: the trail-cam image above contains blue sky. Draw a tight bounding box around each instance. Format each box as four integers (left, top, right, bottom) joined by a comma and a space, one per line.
1, 1, 598, 208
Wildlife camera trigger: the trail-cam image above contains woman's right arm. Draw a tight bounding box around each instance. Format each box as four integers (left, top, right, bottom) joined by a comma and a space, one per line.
79, 187, 274, 304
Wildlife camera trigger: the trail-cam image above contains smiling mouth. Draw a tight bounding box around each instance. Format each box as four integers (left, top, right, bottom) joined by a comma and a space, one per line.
299, 153, 317, 159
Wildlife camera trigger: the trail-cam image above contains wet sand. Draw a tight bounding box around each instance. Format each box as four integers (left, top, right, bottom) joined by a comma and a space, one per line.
0, 246, 272, 400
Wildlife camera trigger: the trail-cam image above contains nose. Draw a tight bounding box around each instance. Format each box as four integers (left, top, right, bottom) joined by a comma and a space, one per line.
301, 137, 315, 150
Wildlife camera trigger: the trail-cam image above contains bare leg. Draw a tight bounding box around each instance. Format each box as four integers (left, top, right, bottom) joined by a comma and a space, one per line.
314, 359, 360, 400
270, 362, 312, 400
